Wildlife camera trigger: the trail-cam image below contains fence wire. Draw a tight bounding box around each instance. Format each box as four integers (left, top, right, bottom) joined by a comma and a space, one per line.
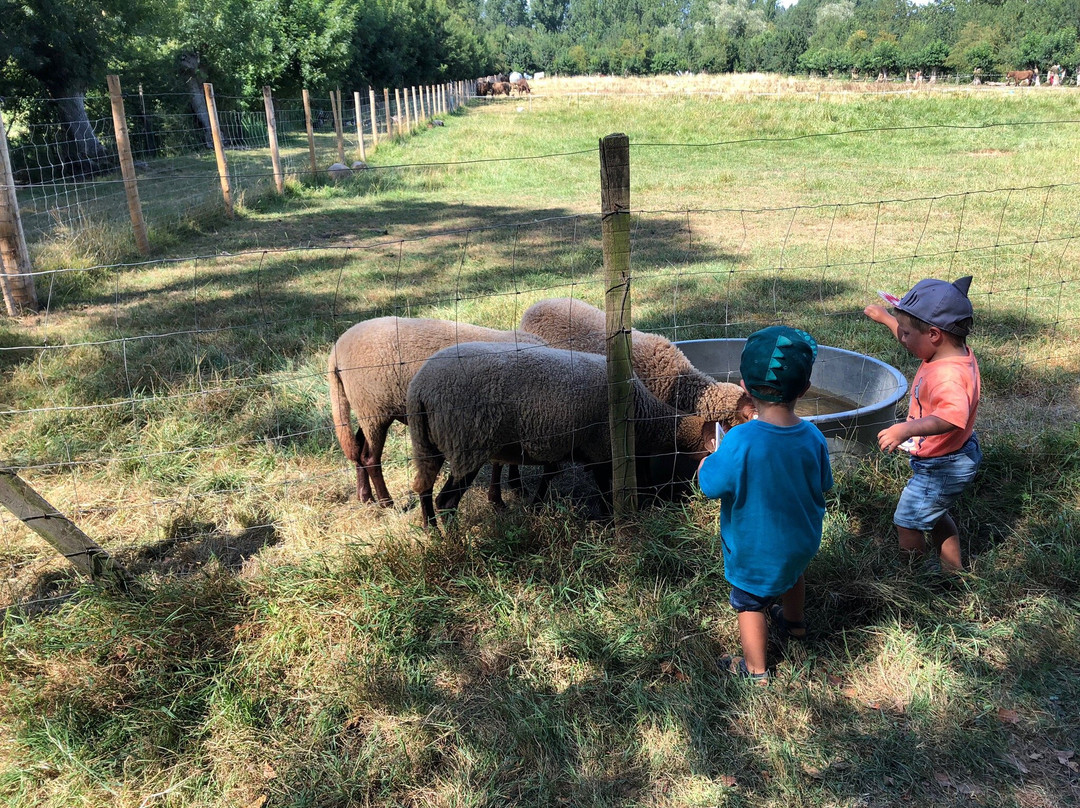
2, 109, 1079, 612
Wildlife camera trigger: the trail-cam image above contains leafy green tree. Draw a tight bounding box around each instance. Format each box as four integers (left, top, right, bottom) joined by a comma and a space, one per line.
531, 0, 569, 32
0, 0, 152, 167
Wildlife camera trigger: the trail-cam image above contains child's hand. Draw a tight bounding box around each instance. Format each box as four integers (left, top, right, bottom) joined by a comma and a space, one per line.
877, 423, 910, 453
864, 304, 890, 324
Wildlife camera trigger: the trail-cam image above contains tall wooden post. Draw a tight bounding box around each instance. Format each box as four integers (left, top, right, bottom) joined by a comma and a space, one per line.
353, 91, 366, 161
368, 87, 379, 147
600, 133, 636, 522
415, 86, 424, 122
331, 89, 345, 163
105, 75, 151, 254
301, 89, 317, 176
262, 87, 285, 194
0, 469, 138, 593
394, 88, 403, 135
402, 87, 411, 131
202, 83, 233, 218
383, 88, 391, 138
0, 107, 38, 315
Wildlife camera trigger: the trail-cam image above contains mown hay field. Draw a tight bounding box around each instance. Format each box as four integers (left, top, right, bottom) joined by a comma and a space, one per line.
1, 76, 1078, 807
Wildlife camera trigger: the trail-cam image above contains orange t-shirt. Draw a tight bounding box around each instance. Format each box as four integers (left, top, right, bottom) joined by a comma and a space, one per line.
906, 348, 980, 457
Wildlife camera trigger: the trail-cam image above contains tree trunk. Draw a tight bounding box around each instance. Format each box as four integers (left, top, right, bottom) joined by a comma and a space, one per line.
181, 52, 214, 148
53, 93, 112, 177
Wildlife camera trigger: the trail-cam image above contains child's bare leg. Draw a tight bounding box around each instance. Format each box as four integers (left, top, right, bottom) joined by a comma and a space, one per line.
897, 526, 928, 558
779, 575, 807, 638
930, 512, 962, 572
737, 611, 768, 675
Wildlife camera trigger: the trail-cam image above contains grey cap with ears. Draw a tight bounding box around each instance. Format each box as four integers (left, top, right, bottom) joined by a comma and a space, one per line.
894, 276, 974, 336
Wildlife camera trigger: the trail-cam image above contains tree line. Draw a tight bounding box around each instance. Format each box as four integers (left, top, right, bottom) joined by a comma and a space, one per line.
3, 0, 1080, 169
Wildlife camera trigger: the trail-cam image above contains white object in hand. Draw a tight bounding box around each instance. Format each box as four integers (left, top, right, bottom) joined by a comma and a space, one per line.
714, 421, 727, 450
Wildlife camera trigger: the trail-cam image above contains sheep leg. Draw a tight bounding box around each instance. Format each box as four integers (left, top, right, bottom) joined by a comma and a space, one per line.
507, 464, 524, 491
353, 428, 375, 503
436, 468, 481, 521
487, 464, 507, 510
419, 487, 438, 528
528, 463, 561, 505
360, 427, 394, 508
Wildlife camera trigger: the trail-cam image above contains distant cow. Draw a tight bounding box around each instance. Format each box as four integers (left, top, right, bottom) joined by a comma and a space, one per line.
1006, 69, 1038, 86
512, 78, 531, 95
476, 79, 491, 97
492, 81, 512, 96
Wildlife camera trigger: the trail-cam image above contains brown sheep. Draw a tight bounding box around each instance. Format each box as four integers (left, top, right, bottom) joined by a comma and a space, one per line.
328, 317, 545, 506
492, 81, 512, 96
512, 78, 531, 95
519, 298, 755, 426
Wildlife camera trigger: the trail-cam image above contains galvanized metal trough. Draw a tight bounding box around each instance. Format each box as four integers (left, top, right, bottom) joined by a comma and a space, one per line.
675, 338, 909, 459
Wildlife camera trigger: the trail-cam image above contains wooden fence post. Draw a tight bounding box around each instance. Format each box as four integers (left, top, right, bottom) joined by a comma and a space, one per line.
403, 87, 412, 131
302, 89, 317, 176
353, 91, 366, 162
0, 106, 38, 315
600, 133, 636, 523
262, 86, 284, 194
383, 88, 391, 138
0, 469, 139, 593
331, 88, 345, 164
202, 82, 233, 218
368, 87, 379, 148
106, 75, 152, 253
394, 88, 403, 135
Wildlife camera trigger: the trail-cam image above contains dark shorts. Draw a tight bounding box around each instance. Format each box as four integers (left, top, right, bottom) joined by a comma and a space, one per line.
894, 433, 982, 532
729, 585, 776, 613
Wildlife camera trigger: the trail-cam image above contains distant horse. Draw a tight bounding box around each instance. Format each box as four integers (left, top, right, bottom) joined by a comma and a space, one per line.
1006, 69, 1038, 86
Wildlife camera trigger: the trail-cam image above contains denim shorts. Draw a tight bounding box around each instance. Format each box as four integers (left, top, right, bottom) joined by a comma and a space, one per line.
894, 433, 982, 531
729, 585, 776, 613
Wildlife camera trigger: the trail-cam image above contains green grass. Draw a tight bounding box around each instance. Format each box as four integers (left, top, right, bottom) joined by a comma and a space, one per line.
1, 80, 1078, 806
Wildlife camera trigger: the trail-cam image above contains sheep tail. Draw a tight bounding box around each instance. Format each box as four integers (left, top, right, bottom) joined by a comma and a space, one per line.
328, 345, 360, 463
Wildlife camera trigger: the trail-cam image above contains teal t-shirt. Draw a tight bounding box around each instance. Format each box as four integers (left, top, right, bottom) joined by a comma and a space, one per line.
698, 419, 833, 598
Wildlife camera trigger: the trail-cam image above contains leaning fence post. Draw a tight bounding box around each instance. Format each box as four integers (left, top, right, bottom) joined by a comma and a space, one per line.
331, 88, 346, 164
353, 91, 366, 162
0, 106, 38, 315
202, 83, 233, 218
0, 468, 139, 594
368, 87, 379, 148
262, 87, 285, 194
600, 133, 637, 523
106, 75, 152, 254
302, 89, 317, 176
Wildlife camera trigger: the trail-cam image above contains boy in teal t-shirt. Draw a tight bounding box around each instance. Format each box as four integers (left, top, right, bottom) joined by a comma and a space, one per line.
698, 326, 833, 682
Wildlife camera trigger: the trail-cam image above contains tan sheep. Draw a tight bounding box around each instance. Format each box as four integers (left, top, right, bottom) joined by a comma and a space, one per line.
328, 316, 545, 506
407, 342, 716, 528
519, 298, 755, 425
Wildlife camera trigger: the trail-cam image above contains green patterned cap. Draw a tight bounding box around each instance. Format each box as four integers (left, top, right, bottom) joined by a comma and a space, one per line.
739, 326, 818, 403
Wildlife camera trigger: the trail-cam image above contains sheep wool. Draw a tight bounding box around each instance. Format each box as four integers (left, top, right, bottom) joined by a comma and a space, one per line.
519, 297, 754, 425
407, 341, 714, 527
328, 316, 545, 506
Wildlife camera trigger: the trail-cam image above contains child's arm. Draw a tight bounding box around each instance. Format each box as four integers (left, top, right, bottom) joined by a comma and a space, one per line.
877, 415, 957, 452
864, 305, 899, 339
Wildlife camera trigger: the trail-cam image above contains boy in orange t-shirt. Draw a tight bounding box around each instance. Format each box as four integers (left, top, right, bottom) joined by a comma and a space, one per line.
864, 276, 982, 572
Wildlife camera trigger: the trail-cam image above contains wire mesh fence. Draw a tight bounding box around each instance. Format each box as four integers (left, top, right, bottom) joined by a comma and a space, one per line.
1, 107, 1079, 609
2, 81, 471, 262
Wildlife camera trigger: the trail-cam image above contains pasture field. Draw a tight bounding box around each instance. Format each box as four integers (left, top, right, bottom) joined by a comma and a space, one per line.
1, 77, 1078, 807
